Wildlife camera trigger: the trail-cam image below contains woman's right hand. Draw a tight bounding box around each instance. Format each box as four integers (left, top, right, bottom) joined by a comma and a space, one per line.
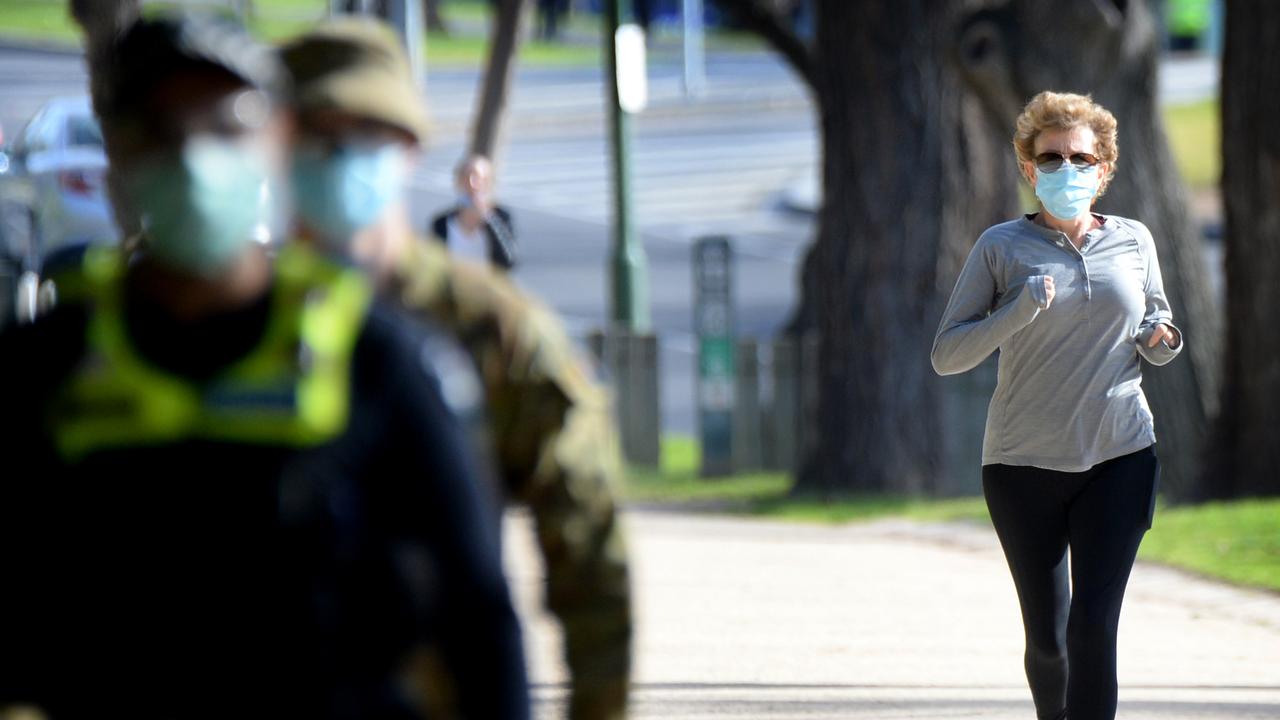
1025, 274, 1055, 310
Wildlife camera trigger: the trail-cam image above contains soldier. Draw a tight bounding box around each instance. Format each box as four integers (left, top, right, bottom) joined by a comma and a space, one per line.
0, 15, 529, 719
281, 18, 633, 719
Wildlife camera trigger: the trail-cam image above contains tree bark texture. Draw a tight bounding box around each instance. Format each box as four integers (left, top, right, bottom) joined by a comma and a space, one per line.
69, 0, 142, 238
1212, 0, 1280, 498
716, 0, 1014, 494
470, 0, 531, 158
791, 0, 968, 495
954, 0, 1221, 500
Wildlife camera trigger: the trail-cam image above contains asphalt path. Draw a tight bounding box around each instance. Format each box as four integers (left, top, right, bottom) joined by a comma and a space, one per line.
506, 509, 1280, 719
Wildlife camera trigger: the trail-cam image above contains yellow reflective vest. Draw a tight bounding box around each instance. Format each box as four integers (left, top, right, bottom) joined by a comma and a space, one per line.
49, 244, 372, 460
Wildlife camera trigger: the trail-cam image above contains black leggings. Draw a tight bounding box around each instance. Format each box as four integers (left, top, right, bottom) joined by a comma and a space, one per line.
982, 447, 1159, 720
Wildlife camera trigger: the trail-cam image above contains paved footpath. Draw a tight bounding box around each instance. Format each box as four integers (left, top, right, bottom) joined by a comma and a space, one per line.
503, 509, 1280, 719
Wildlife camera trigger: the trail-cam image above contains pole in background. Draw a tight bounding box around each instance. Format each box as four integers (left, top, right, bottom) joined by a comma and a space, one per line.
605, 0, 650, 332
385, 0, 425, 86
681, 0, 706, 97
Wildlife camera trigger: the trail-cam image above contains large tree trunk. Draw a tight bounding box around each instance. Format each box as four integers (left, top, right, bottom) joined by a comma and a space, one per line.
470, 0, 530, 158
793, 0, 962, 495
69, 0, 142, 238
716, 0, 1013, 494
1212, 0, 1280, 498
954, 0, 1221, 501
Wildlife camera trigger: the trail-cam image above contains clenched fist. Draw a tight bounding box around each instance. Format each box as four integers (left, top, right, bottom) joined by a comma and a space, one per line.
1026, 274, 1055, 310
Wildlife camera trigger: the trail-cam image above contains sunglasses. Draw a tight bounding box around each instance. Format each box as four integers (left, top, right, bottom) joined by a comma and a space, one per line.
1035, 151, 1100, 173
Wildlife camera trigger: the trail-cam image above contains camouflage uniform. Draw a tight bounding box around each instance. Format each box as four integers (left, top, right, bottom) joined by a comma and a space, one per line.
392, 238, 632, 720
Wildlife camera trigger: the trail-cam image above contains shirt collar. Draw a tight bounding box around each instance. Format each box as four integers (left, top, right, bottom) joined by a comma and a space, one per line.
1019, 212, 1111, 246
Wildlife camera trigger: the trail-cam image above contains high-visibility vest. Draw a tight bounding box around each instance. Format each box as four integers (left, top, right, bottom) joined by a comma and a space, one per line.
49, 244, 372, 460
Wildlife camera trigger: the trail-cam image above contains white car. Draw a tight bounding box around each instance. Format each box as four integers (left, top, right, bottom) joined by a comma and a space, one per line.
0, 95, 118, 264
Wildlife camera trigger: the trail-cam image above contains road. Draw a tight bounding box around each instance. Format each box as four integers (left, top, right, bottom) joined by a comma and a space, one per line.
506, 509, 1280, 719
0, 42, 1221, 434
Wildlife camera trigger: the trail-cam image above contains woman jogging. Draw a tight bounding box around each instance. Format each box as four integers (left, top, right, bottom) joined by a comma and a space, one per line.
931, 91, 1182, 720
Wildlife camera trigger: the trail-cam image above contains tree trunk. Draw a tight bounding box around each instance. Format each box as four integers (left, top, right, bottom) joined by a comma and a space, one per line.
792, 0, 964, 495
716, 0, 1013, 494
69, 0, 142, 238
470, 0, 530, 158
1212, 0, 1280, 498
954, 0, 1221, 501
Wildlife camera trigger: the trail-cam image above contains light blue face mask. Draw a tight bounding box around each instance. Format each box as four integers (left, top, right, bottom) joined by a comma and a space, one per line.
291, 142, 406, 250
130, 137, 271, 275
1034, 164, 1100, 220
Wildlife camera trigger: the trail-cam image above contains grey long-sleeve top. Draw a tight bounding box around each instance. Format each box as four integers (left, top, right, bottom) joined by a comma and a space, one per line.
932, 214, 1183, 472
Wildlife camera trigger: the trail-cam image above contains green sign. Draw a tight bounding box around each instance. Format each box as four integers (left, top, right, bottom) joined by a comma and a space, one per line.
694, 237, 733, 476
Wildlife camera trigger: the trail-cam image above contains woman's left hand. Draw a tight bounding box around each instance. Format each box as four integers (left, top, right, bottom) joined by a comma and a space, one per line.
1148, 323, 1179, 349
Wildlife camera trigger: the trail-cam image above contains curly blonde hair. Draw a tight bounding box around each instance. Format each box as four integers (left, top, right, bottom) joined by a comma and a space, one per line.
1013, 91, 1119, 197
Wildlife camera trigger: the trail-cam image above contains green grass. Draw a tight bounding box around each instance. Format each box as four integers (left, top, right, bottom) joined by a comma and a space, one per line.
625, 435, 792, 505
625, 435, 990, 524
1141, 498, 1280, 591
629, 437, 1280, 592
0, 1, 80, 43
0, 0, 596, 66
1163, 99, 1220, 190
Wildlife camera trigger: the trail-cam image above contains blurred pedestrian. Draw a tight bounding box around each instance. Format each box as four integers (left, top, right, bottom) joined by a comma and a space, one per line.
283, 18, 632, 719
429, 154, 518, 270
932, 91, 1182, 720
633, 0, 652, 32
0, 14, 529, 719
537, 0, 568, 41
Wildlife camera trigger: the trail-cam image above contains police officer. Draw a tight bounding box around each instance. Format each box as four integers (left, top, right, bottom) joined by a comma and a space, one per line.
281, 19, 632, 720
0, 15, 529, 719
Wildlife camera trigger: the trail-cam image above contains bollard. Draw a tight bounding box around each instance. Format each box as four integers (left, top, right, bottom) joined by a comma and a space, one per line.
768, 336, 799, 473
588, 326, 661, 468
797, 331, 821, 478
732, 339, 762, 472
631, 332, 661, 466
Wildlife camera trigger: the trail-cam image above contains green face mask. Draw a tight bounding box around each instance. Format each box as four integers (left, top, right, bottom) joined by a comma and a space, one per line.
130, 136, 272, 275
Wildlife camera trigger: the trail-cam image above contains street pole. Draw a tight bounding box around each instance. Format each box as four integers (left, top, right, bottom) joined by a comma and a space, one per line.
386, 0, 425, 86
681, 0, 706, 97
605, 0, 651, 331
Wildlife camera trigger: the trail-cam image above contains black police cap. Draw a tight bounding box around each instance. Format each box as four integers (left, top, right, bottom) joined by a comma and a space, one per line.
102, 13, 288, 123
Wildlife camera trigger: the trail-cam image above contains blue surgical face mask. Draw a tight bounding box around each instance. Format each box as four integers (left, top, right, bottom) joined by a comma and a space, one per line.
1034, 164, 1100, 220
130, 136, 271, 275
291, 142, 406, 250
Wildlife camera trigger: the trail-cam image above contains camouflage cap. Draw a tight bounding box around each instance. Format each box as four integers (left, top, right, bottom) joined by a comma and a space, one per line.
104, 14, 288, 122
280, 17, 430, 145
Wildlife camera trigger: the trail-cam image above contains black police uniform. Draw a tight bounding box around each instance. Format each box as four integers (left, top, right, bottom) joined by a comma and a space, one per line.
0, 255, 530, 719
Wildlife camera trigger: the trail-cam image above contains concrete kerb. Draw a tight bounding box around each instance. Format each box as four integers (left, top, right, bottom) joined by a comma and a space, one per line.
0, 35, 83, 57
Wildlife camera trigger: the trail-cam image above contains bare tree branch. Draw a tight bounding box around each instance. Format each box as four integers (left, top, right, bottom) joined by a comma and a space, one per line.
470, 0, 531, 158
714, 0, 817, 88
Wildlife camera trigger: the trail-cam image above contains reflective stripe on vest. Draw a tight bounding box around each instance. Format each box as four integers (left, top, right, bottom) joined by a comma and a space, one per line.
50, 245, 372, 460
